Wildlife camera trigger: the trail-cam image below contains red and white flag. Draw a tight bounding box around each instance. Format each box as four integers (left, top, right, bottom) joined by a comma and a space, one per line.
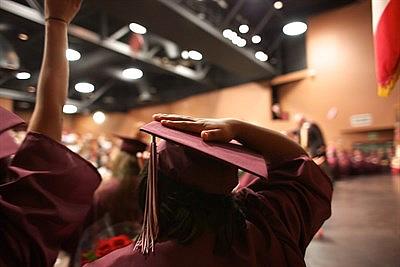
372, 0, 400, 97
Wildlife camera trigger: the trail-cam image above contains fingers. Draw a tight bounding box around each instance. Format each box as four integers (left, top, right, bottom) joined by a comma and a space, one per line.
201, 129, 231, 142
153, 113, 196, 122
160, 120, 204, 134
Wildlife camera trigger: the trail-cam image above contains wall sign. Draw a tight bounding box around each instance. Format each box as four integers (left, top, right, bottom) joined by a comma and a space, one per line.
350, 113, 373, 127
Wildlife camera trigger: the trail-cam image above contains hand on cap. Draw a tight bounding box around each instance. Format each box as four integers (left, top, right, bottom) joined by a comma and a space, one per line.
45, 0, 82, 24
153, 114, 237, 143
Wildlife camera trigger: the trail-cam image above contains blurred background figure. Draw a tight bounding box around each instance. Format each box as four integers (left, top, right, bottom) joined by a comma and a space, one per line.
62, 134, 148, 266
291, 113, 333, 180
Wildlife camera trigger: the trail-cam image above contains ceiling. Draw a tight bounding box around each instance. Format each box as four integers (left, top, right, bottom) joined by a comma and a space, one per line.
0, 0, 358, 113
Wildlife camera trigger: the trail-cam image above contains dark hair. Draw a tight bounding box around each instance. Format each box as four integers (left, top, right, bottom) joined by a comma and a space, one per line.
138, 165, 248, 255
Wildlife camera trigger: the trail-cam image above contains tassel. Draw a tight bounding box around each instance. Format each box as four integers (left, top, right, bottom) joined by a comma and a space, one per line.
134, 136, 159, 254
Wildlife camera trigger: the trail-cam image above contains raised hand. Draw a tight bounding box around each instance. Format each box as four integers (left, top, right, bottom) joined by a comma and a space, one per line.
153, 114, 236, 143
45, 0, 82, 24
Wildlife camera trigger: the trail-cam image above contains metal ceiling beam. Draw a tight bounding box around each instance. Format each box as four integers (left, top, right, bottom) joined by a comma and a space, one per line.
220, 0, 246, 29
0, 0, 208, 82
251, 8, 275, 36
79, 0, 276, 80
157, 0, 275, 76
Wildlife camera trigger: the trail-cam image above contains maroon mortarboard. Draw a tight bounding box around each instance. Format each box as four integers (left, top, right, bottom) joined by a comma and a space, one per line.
0, 106, 25, 134
115, 135, 148, 155
0, 106, 25, 160
134, 121, 267, 254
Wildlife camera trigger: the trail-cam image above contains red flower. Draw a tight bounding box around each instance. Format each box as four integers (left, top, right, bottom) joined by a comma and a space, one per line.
109, 235, 132, 249
95, 239, 114, 258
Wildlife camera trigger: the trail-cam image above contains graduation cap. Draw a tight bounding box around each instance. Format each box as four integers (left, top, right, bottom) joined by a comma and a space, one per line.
0, 106, 25, 160
134, 121, 267, 254
115, 135, 148, 155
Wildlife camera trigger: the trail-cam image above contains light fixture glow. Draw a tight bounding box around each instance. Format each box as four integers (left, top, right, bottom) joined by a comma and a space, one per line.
188, 50, 203, 61
251, 35, 262, 44
273, 1, 283, 10
93, 111, 106, 125
232, 36, 241, 45
122, 68, 144, 80
16, 72, 31, 80
237, 38, 247, 47
255, 51, 268, 62
239, 24, 249, 34
181, 50, 189, 60
18, 33, 29, 41
75, 82, 95, 93
66, 49, 81, 61
222, 29, 234, 39
129, 22, 147, 34
63, 104, 78, 114
283, 21, 307, 36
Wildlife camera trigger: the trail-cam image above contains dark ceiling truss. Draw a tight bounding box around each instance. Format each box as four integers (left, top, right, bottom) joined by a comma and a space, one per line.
0, 0, 209, 82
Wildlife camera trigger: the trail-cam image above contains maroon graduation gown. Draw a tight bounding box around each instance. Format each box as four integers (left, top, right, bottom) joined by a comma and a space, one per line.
0, 132, 101, 267
86, 156, 332, 267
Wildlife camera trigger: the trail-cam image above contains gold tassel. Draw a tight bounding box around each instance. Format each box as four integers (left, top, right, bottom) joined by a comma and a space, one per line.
134, 136, 159, 254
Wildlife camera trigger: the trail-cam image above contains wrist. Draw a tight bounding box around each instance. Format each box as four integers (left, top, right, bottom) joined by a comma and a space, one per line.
45, 17, 68, 26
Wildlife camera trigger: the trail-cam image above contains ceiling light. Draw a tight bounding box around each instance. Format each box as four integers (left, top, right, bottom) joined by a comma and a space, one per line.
255, 51, 268, 62
188, 50, 203, 61
239, 24, 249, 34
129, 22, 147, 34
18, 33, 29, 41
251, 35, 262, 44
66, 49, 81, 61
232, 36, 241, 45
181, 50, 189, 60
122, 68, 143, 80
15, 72, 31, 80
63, 104, 78, 114
273, 1, 283, 10
222, 29, 234, 39
283, 21, 307, 36
75, 82, 95, 93
237, 38, 247, 47
93, 111, 106, 124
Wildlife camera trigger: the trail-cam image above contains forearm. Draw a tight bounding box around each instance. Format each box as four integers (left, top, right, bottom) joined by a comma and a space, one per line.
28, 20, 69, 141
231, 120, 307, 166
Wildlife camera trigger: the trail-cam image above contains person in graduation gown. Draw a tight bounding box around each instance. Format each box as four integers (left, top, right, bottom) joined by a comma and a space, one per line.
86, 114, 333, 267
0, 0, 101, 266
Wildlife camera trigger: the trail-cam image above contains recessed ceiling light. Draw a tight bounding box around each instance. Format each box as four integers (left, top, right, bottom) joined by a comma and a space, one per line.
122, 68, 144, 80
237, 38, 247, 47
239, 24, 249, 34
129, 22, 147, 34
75, 82, 95, 93
222, 29, 234, 39
232, 36, 241, 45
16, 72, 31, 80
283, 21, 307, 36
255, 51, 268, 62
181, 50, 189, 60
18, 33, 29, 41
63, 104, 78, 114
93, 111, 106, 124
273, 1, 283, 10
251, 35, 262, 44
188, 50, 203, 61
66, 49, 81, 61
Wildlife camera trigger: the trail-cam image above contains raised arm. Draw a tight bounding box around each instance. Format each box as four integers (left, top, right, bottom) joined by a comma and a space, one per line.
153, 114, 307, 167
27, 0, 81, 141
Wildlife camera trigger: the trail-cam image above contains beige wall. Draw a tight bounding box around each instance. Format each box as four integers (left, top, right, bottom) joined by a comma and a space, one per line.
273, 0, 399, 148
70, 82, 272, 136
